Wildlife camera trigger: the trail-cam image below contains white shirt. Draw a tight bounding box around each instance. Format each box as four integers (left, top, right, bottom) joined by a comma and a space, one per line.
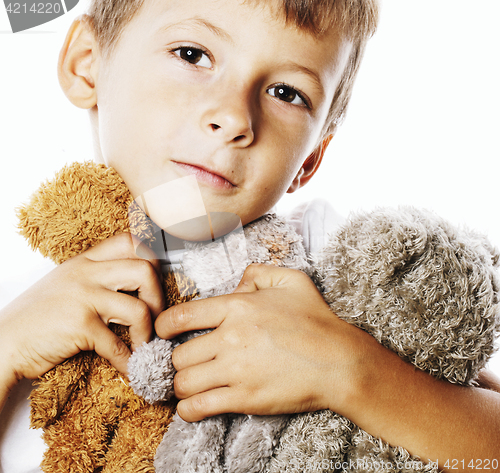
0, 200, 340, 473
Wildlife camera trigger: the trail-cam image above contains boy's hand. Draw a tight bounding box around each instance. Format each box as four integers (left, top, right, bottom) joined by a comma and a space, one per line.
155, 264, 369, 422
156, 265, 500, 471
0, 233, 164, 389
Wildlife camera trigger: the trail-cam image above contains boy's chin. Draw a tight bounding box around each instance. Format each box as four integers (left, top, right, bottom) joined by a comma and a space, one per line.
165, 211, 243, 242
133, 212, 245, 263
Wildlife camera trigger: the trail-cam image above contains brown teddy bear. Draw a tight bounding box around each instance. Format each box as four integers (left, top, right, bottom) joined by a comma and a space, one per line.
17, 161, 197, 472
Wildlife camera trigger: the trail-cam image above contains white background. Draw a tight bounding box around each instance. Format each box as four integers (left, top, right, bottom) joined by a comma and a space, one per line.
1, 0, 499, 376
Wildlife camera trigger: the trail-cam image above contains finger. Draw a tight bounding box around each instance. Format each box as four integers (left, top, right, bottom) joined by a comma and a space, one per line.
94, 289, 153, 350
476, 370, 500, 392
233, 263, 288, 293
174, 359, 226, 400
84, 232, 162, 276
155, 296, 229, 339
172, 331, 218, 370
92, 258, 165, 318
176, 387, 238, 422
87, 319, 132, 374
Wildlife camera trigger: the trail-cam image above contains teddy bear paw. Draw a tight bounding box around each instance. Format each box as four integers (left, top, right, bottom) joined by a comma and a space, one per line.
128, 337, 175, 403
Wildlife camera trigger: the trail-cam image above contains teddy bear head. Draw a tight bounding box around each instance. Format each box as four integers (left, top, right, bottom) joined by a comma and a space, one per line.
315, 207, 500, 385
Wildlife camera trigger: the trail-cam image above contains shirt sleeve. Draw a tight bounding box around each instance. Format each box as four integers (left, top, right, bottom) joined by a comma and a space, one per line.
284, 198, 345, 257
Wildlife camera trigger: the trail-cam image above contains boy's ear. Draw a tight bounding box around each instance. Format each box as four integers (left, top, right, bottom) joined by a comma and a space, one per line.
58, 15, 99, 109
287, 134, 333, 194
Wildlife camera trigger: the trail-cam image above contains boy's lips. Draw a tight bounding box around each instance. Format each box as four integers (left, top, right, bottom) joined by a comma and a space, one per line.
173, 161, 236, 190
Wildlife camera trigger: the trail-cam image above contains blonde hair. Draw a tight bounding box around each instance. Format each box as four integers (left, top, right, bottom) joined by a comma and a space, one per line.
87, 0, 379, 137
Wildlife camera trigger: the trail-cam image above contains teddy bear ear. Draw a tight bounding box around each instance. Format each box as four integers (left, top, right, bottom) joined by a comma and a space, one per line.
17, 161, 133, 264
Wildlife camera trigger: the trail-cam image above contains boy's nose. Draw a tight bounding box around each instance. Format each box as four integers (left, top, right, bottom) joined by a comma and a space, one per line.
201, 96, 255, 147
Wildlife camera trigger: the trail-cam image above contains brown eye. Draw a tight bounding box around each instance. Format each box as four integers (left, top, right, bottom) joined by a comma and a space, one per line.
276, 86, 296, 102
179, 47, 202, 63
267, 84, 307, 107
174, 47, 212, 68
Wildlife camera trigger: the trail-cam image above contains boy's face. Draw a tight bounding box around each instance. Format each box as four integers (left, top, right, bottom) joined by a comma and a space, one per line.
93, 0, 351, 232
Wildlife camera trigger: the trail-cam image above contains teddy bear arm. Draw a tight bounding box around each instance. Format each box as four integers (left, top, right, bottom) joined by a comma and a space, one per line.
265, 410, 354, 473
223, 414, 290, 473
29, 352, 91, 428
102, 400, 176, 473
155, 413, 230, 473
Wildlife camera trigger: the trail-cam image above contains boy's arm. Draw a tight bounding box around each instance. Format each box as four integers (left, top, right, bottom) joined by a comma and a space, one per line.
156, 264, 500, 473
0, 360, 18, 413
0, 233, 164, 415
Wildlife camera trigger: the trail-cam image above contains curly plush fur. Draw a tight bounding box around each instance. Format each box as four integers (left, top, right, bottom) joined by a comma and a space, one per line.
19, 161, 500, 473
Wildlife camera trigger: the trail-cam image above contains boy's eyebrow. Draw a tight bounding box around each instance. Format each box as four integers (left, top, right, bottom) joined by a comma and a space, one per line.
280, 62, 325, 97
156, 17, 234, 44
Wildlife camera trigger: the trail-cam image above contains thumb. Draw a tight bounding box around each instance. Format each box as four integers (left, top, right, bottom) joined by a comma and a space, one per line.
91, 322, 132, 375
233, 263, 289, 294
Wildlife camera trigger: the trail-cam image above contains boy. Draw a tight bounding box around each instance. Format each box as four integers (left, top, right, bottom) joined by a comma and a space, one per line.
0, 0, 499, 472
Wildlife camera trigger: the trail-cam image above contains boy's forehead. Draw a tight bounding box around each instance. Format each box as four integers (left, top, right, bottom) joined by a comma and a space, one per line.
122, 0, 349, 62
137, 0, 345, 39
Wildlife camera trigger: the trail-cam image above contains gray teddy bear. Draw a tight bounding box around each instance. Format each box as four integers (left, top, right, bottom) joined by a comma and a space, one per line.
128, 206, 500, 473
